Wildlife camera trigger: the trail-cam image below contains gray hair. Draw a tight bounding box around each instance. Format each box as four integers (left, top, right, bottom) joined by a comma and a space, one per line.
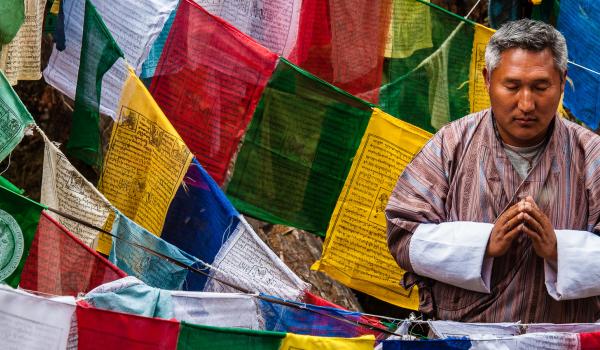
485, 19, 568, 77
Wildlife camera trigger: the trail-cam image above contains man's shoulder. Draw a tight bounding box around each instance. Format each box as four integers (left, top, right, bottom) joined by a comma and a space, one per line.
559, 117, 600, 150
433, 109, 489, 148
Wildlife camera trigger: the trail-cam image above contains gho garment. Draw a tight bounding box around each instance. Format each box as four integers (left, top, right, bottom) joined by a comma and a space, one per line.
386, 108, 600, 322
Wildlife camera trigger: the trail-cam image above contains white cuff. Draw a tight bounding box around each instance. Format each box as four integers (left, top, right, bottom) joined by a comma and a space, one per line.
545, 229, 600, 300
409, 222, 494, 293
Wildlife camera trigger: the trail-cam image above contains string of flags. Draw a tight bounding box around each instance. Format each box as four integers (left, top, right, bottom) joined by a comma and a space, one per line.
1, 0, 600, 348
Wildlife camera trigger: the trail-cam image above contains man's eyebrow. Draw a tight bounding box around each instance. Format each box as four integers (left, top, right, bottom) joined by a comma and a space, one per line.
501, 77, 552, 84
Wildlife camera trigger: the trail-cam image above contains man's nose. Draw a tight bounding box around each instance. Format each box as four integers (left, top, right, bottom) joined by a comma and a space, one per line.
517, 89, 535, 113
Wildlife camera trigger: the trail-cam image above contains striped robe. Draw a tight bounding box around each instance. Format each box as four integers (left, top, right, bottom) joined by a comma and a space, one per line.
386, 108, 600, 322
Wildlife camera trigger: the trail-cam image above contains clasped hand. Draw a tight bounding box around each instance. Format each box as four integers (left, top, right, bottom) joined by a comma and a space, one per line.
486, 196, 557, 261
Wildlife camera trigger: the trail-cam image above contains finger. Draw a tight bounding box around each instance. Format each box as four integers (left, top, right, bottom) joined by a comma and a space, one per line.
524, 196, 536, 206
504, 212, 525, 233
500, 200, 526, 223
521, 201, 547, 225
504, 223, 523, 242
521, 224, 543, 243
522, 213, 545, 237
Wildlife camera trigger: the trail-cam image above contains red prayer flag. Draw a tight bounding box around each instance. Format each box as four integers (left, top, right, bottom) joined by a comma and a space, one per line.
303, 291, 344, 309
149, 0, 278, 185
581, 332, 600, 350
76, 303, 180, 350
20, 211, 126, 296
289, 0, 392, 103
302, 291, 386, 337
287, 0, 334, 83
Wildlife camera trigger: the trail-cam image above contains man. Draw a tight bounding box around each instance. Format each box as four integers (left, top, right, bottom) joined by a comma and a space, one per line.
386, 19, 600, 323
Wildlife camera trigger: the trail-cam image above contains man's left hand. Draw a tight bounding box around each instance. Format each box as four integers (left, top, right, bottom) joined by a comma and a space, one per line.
520, 196, 558, 261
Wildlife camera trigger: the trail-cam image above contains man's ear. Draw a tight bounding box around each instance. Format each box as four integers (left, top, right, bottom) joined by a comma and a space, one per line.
561, 70, 567, 93
483, 67, 491, 91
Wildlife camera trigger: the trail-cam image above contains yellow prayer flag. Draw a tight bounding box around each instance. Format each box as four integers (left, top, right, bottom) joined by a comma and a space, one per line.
468, 24, 495, 113
384, 0, 433, 58
312, 108, 432, 310
96, 209, 116, 254
50, 0, 60, 14
97, 68, 193, 253
279, 334, 375, 350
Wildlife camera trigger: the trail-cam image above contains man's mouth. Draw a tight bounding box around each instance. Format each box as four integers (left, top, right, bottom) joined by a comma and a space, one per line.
514, 117, 536, 126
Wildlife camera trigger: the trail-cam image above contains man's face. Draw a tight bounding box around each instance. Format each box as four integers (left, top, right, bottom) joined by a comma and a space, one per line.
484, 47, 566, 147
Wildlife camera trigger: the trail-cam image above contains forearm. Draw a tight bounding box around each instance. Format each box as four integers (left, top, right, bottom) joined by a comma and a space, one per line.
544, 229, 600, 300
408, 222, 494, 293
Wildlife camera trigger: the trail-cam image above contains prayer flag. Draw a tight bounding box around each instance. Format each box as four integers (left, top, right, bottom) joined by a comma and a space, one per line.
76, 304, 180, 350
326, 0, 392, 103
40, 134, 113, 251
0, 0, 45, 85
382, 339, 472, 349
288, 0, 391, 103
0, 285, 75, 349
581, 332, 600, 350
379, 1, 475, 132
557, 0, 600, 129
385, 0, 433, 59
0, 70, 35, 162
67, 0, 124, 167
43, 0, 61, 35
176, 322, 285, 350
85, 276, 262, 329
0, 175, 23, 194
149, 0, 278, 185
488, 0, 523, 29
383, 332, 578, 349
287, 0, 333, 84
312, 108, 431, 310
258, 295, 383, 338
140, 6, 177, 81
0, 185, 43, 288
43, 0, 177, 117
226, 59, 372, 234
468, 24, 494, 113
109, 211, 202, 290
202, 215, 309, 300
279, 333, 375, 350
0, 0, 24, 44
84, 276, 174, 319
98, 68, 192, 236
428, 321, 519, 339
302, 292, 386, 336
196, 0, 301, 57
163, 159, 308, 298
20, 211, 126, 296
142, 0, 301, 80
170, 290, 261, 329
161, 159, 240, 290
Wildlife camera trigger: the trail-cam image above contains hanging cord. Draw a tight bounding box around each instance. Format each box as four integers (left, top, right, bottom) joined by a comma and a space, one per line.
0, 152, 11, 177
464, 0, 483, 20
44, 206, 400, 336
568, 60, 600, 76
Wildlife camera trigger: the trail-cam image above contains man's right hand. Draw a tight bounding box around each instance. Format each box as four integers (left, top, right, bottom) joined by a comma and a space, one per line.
486, 201, 525, 257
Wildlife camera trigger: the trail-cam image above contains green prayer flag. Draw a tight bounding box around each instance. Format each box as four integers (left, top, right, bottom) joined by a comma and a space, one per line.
0, 0, 24, 44
0, 176, 23, 195
379, 1, 474, 133
177, 322, 285, 350
44, 0, 60, 35
226, 59, 372, 235
0, 185, 44, 288
68, 0, 123, 167
0, 70, 34, 162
